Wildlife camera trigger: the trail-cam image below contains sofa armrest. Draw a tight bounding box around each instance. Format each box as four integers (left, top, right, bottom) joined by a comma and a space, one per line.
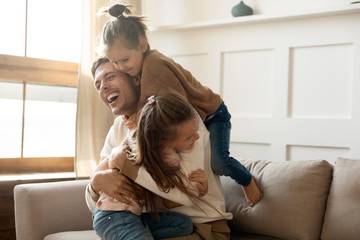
14, 179, 93, 240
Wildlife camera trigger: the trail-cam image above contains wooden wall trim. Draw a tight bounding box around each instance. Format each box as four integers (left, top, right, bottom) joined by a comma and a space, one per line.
0, 157, 74, 174
0, 54, 78, 86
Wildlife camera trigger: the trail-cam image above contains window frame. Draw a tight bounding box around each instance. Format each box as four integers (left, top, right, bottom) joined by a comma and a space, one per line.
0, 54, 78, 174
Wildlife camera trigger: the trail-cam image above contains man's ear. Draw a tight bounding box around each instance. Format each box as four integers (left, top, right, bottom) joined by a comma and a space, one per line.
139, 38, 148, 53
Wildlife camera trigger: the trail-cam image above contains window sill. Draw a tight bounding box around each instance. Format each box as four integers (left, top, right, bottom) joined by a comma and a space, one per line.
0, 172, 76, 181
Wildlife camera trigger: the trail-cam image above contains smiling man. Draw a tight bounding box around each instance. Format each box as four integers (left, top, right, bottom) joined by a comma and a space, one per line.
92, 56, 140, 116
86, 56, 232, 240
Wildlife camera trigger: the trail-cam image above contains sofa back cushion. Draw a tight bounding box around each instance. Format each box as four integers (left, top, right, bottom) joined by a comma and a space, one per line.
321, 158, 360, 240
221, 159, 333, 240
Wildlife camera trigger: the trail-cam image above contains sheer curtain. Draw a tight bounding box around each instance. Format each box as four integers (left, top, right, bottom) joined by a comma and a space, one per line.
75, 0, 114, 178
75, 0, 142, 177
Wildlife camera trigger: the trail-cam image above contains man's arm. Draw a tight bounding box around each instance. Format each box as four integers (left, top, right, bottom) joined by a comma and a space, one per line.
85, 119, 137, 211
91, 158, 109, 178
88, 145, 137, 207
86, 169, 136, 211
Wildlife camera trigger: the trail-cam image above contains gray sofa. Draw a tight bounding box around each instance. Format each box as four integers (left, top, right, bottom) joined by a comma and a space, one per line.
14, 158, 360, 240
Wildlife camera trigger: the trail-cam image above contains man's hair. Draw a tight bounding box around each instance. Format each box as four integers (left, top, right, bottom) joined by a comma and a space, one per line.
91, 56, 109, 78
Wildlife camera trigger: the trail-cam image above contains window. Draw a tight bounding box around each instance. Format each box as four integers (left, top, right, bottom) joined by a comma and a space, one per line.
0, 0, 82, 174
23, 84, 77, 158
0, 82, 23, 158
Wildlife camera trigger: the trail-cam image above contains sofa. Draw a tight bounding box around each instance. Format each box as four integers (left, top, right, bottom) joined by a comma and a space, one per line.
14, 158, 360, 240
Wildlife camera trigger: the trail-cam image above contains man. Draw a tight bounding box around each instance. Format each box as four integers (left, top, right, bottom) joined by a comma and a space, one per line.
85, 56, 232, 239
88, 56, 141, 203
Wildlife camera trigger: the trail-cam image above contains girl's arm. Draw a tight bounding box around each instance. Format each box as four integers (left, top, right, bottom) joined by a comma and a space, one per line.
161, 168, 208, 209
91, 158, 109, 179
91, 143, 129, 182
107, 145, 128, 170
120, 161, 197, 207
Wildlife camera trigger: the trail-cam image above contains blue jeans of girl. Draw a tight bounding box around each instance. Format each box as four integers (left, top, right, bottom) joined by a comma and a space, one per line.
204, 101, 252, 186
93, 206, 193, 240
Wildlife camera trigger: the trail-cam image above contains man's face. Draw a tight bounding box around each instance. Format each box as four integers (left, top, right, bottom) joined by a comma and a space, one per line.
94, 61, 140, 115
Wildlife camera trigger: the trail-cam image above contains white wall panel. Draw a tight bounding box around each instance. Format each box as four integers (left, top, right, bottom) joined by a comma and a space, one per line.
230, 142, 271, 161
171, 54, 209, 86
149, 7, 360, 162
222, 49, 274, 118
287, 145, 350, 164
289, 44, 353, 119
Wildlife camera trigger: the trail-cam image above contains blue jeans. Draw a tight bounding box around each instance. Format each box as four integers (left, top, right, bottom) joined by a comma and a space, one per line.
93, 207, 193, 240
204, 102, 252, 186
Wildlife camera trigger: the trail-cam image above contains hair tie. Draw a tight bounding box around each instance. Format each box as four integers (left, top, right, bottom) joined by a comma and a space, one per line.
108, 4, 127, 18
147, 95, 155, 105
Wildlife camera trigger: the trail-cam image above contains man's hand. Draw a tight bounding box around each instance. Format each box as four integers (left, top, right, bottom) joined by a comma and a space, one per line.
91, 169, 142, 204
188, 168, 208, 197
122, 114, 137, 130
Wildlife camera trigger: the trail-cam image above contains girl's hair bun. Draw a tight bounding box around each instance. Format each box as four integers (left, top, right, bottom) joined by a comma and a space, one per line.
108, 4, 130, 18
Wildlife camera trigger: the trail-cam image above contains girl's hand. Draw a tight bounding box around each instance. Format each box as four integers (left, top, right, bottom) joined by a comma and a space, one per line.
108, 145, 128, 170
188, 168, 208, 197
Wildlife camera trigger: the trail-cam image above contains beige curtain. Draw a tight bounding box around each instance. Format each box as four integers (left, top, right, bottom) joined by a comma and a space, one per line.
75, 0, 142, 178
75, 0, 114, 178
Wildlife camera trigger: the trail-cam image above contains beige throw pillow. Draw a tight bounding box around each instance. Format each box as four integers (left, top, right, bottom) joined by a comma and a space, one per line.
221, 159, 333, 240
321, 158, 360, 240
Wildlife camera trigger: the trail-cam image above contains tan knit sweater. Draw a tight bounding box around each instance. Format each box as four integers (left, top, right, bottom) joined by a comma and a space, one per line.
140, 50, 222, 119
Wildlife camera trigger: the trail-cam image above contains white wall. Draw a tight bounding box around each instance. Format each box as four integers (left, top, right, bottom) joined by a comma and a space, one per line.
142, 0, 355, 26
146, 4, 360, 163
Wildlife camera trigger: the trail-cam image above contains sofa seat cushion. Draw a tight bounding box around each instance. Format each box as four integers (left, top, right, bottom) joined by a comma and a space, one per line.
230, 232, 282, 240
44, 230, 99, 240
321, 158, 360, 240
221, 159, 333, 240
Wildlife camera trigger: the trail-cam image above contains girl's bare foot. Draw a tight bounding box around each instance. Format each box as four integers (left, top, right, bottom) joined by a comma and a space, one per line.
241, 177, 262, 207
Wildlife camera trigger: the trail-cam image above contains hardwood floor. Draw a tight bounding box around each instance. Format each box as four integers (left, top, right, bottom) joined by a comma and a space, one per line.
0, 177, 75, 240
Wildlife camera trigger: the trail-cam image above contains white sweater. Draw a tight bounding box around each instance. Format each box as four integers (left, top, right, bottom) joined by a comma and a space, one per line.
85, 115, 232, 224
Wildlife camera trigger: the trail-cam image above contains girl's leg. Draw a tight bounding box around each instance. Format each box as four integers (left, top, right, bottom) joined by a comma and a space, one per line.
204, 103, 252, 185
204, 103, 261, 206
143, 211, 193, 239
93, 207, 154, 240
